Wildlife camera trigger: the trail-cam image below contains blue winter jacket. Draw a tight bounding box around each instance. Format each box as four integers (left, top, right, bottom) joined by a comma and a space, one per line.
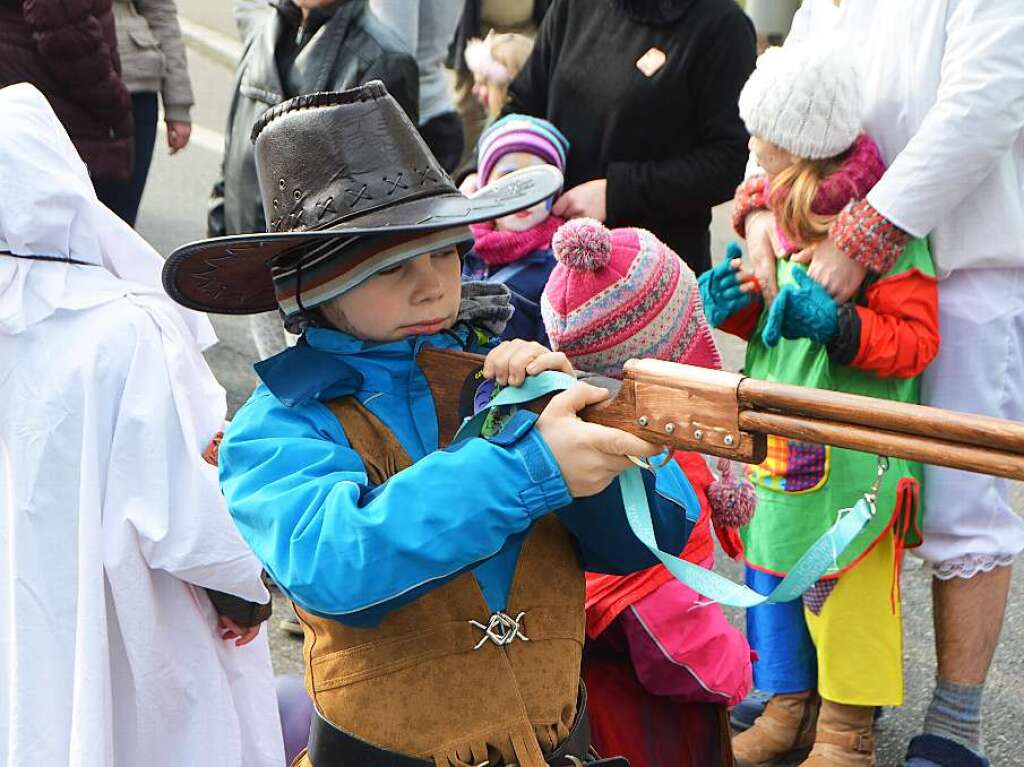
219, 325, 698, 628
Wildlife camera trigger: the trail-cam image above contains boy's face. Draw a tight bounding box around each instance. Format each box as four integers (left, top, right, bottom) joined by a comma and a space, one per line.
486, 152, 553, 232
319, 246, 462, 342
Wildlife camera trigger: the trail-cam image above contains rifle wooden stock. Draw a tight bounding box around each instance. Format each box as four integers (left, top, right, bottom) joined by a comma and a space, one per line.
416, 346, 1024, 480
737, 378, 1024, 457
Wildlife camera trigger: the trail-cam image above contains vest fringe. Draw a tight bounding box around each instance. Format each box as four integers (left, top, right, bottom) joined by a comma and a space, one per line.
511, 724, 547, 767
469, 739, 490, 765
433, 738, 492, 767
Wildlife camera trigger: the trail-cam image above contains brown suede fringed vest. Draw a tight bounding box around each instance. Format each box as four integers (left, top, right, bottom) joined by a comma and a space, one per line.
293, 397, 586, 767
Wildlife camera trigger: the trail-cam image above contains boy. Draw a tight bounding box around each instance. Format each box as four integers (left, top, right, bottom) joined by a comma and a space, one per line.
164, 82, 701, 766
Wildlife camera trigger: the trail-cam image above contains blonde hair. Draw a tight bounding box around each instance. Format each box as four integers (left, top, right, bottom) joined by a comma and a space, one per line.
466, 32, 535, 120
768, 155, 845, 247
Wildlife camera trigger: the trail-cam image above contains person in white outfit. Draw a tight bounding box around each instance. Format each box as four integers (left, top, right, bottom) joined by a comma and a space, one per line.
735, 2, 1024, 765
0, 83, 286, 767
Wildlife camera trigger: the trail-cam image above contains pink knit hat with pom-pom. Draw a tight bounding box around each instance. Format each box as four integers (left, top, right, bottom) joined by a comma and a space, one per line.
542, 219, 754, 537
541, 218, 721, 379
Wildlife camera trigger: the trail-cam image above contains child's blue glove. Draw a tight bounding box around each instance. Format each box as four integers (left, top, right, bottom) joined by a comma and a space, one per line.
699, 242, 752, 328
761, 268, 839, 348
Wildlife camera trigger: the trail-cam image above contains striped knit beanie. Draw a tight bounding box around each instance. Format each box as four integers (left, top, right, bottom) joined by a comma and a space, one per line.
541, 219, 721, 379
477, 114, 568, 186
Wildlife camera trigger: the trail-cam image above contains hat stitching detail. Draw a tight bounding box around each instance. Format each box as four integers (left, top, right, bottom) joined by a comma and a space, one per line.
250, 82, 387, 143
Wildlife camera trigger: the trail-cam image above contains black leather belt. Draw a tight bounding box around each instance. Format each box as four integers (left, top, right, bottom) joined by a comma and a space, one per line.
307, 681, 627, 767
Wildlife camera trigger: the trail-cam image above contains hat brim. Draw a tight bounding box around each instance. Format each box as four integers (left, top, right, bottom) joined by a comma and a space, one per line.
162, 164, 563, 314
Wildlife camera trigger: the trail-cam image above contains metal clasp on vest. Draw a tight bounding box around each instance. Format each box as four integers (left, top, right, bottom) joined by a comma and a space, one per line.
469, 611, 529, 649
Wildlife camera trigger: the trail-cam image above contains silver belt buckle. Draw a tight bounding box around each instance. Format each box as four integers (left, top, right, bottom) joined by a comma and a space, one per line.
469, 610, 529, 649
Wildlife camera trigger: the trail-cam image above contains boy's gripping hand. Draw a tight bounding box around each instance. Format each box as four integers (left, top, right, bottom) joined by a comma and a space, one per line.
537, 384, 662, 497
481, 340, 661, 497
761, 268, 839, 348
698, 242, 759, 327
483, 339, 574, 386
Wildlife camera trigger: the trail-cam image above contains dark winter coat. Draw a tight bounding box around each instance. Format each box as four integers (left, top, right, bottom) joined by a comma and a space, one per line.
504, 0, 756, 273
462, 246, 556, 346
0, 0, 134, 181
207, 0, 419, 238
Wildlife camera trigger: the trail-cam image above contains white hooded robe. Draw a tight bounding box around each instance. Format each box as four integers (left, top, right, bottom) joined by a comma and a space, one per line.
0, 84, 285, 767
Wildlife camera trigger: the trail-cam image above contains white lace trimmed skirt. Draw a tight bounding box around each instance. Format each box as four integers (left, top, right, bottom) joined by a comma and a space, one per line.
916, 267, 1024, 578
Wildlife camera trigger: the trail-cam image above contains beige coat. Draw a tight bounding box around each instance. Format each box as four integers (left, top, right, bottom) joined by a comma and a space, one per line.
112, 0, 193, 121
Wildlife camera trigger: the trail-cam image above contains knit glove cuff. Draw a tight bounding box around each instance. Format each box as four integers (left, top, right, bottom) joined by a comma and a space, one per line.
731, 175, 770, 239
205, 589, 273, 628
831, 198, 911, 275
825, 303, 862, 365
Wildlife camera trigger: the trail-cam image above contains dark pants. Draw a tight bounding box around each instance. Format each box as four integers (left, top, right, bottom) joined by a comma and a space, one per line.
94, 92, 159, 227
418, 111, 464, 174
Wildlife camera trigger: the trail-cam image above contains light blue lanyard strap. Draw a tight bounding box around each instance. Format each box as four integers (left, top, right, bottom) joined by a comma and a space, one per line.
455, 372, 876, 606
452, 370, 578, 444
619, 467, 875, 606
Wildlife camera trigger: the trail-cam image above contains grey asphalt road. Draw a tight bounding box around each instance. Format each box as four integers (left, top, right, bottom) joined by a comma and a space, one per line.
137, 28, 1022, 766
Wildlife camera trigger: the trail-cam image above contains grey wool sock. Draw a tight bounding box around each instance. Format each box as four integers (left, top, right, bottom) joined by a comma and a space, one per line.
921, 678, 985, 753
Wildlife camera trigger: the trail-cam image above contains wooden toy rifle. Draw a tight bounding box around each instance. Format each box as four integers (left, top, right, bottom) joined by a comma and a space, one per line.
417, 346, 1024, 480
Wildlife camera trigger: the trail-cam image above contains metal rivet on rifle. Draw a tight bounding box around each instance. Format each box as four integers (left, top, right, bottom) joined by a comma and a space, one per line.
693, 429, 704, 441
638, 416, 649, 427
724, 434, 736, 447
665, 422, 676, 434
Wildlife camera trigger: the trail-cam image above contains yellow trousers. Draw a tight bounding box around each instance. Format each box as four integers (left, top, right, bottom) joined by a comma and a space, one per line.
804, 533, 904, 706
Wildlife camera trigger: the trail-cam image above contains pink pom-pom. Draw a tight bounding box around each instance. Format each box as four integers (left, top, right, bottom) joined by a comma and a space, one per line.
552, 218, 612, 271
707, 457, 756, 528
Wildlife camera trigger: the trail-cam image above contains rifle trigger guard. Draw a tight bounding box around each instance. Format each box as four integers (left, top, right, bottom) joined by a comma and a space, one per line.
628, 450, 674, 470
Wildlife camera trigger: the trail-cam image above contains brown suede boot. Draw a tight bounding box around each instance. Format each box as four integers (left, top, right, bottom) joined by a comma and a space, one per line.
733, 691, 820, 767
800, 700, 876, 766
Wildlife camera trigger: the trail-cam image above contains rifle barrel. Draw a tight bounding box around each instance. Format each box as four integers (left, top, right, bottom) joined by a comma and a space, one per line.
738, 411, 1024, 480
738, 378, 1024, 457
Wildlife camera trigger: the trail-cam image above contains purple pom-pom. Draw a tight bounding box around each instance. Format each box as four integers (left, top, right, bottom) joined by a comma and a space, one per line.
707, 457, 756, 528
552, 218, 613, 271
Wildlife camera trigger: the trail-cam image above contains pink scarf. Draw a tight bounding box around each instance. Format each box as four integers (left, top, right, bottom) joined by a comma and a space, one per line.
469, 215, 564, 267
770, 133, 886, 254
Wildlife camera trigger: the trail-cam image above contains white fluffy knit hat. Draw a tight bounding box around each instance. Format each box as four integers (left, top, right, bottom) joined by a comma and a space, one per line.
739, 44, 861, 160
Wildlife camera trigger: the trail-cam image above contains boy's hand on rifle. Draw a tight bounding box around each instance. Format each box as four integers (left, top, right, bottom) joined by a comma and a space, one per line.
483, 340, 574, 387
537, 383, 662, 497
698, 242, 760, 328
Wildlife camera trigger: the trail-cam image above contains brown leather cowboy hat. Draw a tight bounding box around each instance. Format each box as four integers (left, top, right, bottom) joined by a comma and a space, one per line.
162, 81, 562, 315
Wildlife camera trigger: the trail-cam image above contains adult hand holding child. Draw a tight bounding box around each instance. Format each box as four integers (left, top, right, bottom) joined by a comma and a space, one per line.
790, 236, 868, 304
744, 210, 783, 303
552, 179, 607, 222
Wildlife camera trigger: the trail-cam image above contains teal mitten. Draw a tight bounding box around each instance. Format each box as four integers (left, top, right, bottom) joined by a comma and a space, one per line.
762, 268, 838, 348
699, 242, 753, 328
